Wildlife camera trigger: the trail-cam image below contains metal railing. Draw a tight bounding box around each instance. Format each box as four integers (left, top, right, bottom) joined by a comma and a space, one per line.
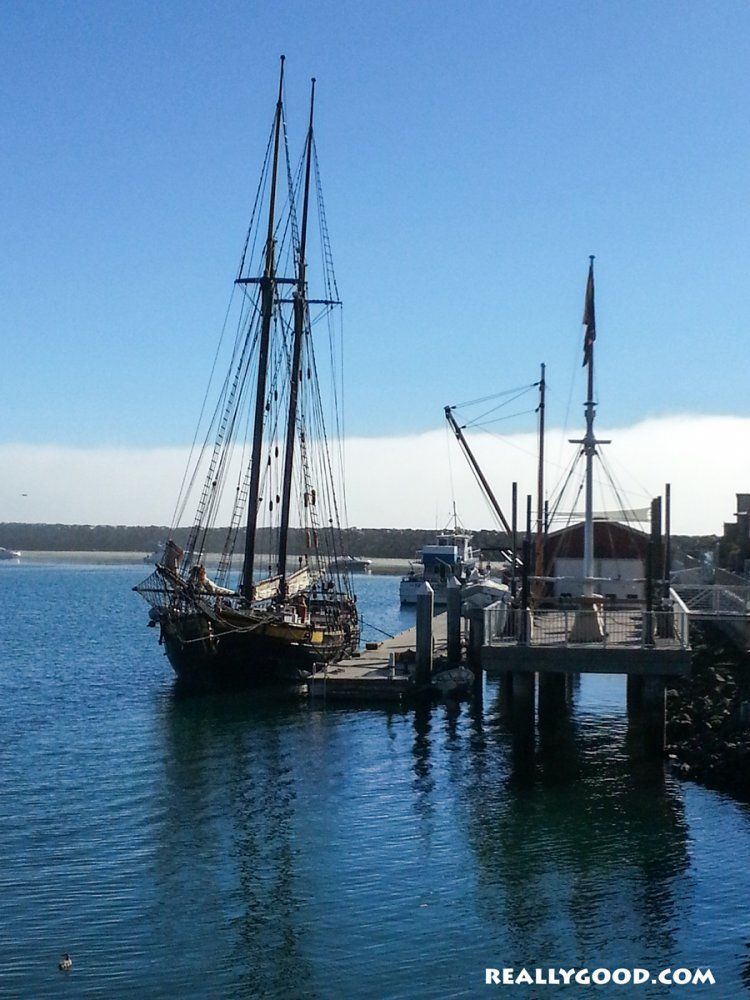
670, 589, 691, 648
483, 604, 689, 650
672, 583, 750, 616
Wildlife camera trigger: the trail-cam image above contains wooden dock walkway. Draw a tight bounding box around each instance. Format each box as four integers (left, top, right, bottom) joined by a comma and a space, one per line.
308, 613, 448, 701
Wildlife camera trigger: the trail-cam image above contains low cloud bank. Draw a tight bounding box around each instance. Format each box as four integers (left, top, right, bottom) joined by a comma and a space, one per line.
0, 414, 744, 534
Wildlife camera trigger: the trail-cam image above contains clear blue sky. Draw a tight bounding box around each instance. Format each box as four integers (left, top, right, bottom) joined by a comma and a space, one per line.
2, 0, 749, 447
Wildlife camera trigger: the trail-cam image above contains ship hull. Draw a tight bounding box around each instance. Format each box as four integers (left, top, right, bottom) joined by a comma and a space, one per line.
158, 611, 356, 689
399, 578, 448, 606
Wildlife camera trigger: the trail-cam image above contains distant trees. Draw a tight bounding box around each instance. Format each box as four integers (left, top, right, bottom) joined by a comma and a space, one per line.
0, 522, 512, 558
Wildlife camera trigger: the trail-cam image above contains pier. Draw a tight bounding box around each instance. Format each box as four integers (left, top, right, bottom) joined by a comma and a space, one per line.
476, 602, 692, 753
481, 605, 691, 675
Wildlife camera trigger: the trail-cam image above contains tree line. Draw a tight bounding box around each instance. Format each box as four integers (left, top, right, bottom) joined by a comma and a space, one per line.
0, 522, 718, 563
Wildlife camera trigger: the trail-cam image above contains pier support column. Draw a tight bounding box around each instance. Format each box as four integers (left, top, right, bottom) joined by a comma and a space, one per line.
538, 672, 568, 729
511, 671, 536, 754
416, 582, 434, 688
565, 672, 576, 703
642, 676, 666, 755
446, 576, 462, 666
498, 670, 514, 713
626, 675, 644, 714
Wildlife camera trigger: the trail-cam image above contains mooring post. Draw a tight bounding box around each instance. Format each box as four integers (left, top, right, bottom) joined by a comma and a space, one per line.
642, 675, 666, 755
644, 541, 655, 647
511, 481, 518, 599
446, 575, 462, 665
467, 610, 485, 666
663, 483, 672, 602
416, 581, 434, 687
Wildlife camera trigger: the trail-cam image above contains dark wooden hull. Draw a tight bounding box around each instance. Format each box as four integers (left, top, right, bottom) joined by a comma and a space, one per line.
157, 611, 357, 690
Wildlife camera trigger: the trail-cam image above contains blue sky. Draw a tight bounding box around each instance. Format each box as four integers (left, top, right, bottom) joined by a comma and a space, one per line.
2, 0, 750, 452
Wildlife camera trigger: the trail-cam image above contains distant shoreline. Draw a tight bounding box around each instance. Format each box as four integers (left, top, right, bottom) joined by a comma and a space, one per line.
10, 551, 412, 576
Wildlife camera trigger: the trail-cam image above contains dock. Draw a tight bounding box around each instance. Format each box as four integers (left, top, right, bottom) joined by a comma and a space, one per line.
308, 613, 448, 701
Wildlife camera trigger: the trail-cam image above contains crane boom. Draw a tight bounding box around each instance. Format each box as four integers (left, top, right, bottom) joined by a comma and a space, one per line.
444, 406, 512, 535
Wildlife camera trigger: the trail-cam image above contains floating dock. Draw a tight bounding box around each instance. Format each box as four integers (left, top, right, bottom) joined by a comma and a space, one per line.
308, 614, 448, 701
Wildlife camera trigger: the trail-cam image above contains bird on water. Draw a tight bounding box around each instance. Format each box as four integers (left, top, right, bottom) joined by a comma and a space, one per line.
58, 953, 72, 972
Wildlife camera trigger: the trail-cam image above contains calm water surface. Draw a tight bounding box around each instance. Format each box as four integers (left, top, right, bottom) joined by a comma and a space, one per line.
1, 564, 749, 997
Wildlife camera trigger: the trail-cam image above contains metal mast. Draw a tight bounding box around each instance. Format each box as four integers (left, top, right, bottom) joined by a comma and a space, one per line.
277, 78, 316, 594
240, 56, 286, 599
581, 258, 597, 598
533, 362, 546, 589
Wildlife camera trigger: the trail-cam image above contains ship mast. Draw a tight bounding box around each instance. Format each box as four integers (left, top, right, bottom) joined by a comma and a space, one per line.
277, 78, 316, 594
533, 362, 546, 591
581, 257, 596, 598
240, 55, 286, 599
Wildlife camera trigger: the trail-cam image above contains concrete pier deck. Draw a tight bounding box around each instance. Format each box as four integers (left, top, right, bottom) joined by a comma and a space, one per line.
308, 613, 448, 701
482, 609, 691, 676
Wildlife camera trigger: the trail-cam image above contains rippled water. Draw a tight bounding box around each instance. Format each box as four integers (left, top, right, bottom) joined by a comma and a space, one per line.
1, 564, 750, 997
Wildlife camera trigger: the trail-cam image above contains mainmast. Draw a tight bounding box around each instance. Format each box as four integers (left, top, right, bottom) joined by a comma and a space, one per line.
277, 78, 316, 594
240, 55, 286, 599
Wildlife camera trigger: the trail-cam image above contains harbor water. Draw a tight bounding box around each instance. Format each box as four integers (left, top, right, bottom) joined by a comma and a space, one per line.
1, 563, 749, 997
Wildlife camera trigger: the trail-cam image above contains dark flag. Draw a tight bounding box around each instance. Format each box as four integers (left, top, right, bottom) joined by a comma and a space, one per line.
582, 257, 596, 367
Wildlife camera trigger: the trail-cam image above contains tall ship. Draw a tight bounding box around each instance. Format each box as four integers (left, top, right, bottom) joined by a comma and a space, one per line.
135, 59, 359, 686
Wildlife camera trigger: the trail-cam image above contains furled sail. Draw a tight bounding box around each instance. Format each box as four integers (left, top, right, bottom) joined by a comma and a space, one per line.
252, 565, 312, 602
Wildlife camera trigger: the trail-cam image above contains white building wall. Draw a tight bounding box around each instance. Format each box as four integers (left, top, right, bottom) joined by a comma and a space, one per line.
553, 557, 644, 601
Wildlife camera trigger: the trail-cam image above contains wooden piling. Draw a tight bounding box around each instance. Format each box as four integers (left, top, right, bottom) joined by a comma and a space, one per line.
467, 610, 484, 666
416, 581, 434, 686
446, 575, 462, 665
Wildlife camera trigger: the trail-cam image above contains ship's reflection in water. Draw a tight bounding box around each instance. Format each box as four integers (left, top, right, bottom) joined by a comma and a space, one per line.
155, 670, 750, 998
158, 691, 315, 996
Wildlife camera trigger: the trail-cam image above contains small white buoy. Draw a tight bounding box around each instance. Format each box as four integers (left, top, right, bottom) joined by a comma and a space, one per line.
58, 952, 72, 972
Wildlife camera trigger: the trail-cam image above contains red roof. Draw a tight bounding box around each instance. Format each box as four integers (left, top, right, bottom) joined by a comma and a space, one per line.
545, 521, 649, 560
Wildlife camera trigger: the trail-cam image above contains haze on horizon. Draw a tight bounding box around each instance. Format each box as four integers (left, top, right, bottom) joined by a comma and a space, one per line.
0, 413, 743, 536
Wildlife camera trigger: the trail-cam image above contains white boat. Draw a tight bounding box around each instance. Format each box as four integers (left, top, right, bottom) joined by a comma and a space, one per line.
399, 527, 485, 605
0, 547, 21, 561
330, 555, 372, 574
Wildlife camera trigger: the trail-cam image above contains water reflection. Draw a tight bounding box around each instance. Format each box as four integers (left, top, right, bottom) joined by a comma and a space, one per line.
157, 691, 317, 998
465, 678, 690, 971
154, 676, 723, 997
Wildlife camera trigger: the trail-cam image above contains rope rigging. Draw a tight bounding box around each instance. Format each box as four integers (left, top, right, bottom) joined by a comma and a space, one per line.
160, 86, 353, 604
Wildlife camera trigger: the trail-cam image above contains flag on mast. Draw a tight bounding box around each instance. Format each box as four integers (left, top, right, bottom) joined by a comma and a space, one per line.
582, 256, 596, 367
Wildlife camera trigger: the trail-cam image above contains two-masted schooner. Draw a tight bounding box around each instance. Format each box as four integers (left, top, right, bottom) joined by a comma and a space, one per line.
135, 59, 360, 685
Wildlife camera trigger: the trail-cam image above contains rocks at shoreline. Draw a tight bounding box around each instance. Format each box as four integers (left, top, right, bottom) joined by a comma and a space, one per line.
667, 634, 750, 797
